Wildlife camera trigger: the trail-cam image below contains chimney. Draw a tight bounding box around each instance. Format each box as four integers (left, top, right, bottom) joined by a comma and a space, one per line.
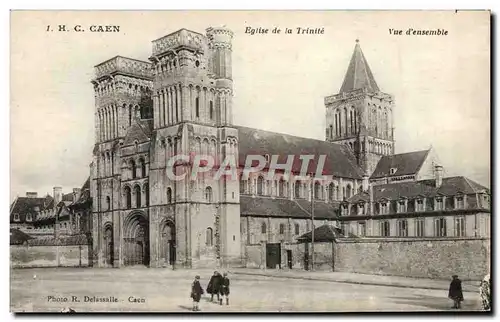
362, 174, 369, 192
73, 188, 81, 202
26, 192, 38, 198
434, 165, 443, 188
53, 186, 62, 207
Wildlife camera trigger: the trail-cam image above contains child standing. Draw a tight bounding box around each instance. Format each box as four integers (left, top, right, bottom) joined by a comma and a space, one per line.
220, 272, 230, 306
190, 275, 204, 311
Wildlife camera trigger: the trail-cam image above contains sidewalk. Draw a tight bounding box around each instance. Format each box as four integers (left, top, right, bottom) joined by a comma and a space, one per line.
230, 268, 480, 293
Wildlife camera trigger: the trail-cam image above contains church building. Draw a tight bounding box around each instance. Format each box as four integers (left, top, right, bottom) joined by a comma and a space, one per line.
89, 26, 490, 270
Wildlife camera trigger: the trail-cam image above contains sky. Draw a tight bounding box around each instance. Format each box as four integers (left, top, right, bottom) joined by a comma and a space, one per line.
10, 10, 490, 201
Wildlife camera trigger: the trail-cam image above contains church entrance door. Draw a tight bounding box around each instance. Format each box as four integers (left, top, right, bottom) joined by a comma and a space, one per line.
123, 212, 150, 266
160, 220, 176, 267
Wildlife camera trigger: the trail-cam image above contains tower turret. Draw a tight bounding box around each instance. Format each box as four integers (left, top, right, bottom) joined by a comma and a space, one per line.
325, 40, 395, 175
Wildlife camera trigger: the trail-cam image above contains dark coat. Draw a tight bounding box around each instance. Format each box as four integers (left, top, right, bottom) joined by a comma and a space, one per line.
207, 274, 222, 294
448, 278, 464, 302
191, 280, 204, 302
220, 277, 230, 296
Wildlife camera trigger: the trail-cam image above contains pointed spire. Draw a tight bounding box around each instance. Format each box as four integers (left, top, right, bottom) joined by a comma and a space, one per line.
339, 39, 380, 94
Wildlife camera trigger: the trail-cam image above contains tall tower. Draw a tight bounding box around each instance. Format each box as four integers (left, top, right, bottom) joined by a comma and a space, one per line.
148, 27, 240, 268
90, 57, 153, 267
325, 40, 395, 176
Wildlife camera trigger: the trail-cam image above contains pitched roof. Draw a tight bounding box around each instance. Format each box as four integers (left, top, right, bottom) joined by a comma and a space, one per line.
371, 150, 430, 179
123, 118, 153, 146
240, 195, 340, 219
339, 40, 380, 94
10, 196, 49, 222
348, 176, 490, 203
235, 126, 364, 179
297, 224, 341, 242
10, 228, 34, 245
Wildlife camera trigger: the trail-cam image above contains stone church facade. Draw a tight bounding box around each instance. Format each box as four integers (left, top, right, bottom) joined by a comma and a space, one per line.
89, 26, 490, 270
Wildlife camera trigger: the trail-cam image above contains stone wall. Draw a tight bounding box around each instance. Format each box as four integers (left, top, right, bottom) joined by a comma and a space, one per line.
334, 237, 490, 280
10, 245, 90, 268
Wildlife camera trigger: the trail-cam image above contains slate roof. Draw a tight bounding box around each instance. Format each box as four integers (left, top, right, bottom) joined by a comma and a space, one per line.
10, 228, 34, 245
348, 176, 490, 203
371, 150, 430, 179
235, 126, 364, 179
123, 119, 153, 146
339, 40, 380, 93
10, 195, 51, 222
240, 195, 340, 219
297, 224, 342, 243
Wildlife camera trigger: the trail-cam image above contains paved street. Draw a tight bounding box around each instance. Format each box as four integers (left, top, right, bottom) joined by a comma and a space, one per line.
10, 267, 483, 313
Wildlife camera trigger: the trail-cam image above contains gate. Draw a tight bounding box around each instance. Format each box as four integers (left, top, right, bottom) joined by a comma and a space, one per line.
266, 243, 281, 269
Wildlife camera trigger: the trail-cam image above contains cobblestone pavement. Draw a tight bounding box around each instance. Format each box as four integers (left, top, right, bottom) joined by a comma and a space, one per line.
10, 267, 484, 313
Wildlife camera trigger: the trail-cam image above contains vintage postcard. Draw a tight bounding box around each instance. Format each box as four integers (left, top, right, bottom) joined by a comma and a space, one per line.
10, 10, 491, 313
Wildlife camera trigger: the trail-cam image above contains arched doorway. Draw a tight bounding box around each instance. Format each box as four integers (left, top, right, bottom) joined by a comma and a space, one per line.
123, 212, 150, 266
103, 224, 114, 266
159, 219, 176, 267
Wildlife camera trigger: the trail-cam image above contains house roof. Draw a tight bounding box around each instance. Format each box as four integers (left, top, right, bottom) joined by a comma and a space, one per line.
339, 40, 380, 94
297, 224, 341, 243
10, 228, 34, 245
235, 126, 364, 179
240, 195, 340, 220
371, 150, 430, 179
348, 176, 490, 203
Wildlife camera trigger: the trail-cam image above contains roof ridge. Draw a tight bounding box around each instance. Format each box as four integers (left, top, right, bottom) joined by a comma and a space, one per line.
462, 176, 488, 193
414, 149, 431, 174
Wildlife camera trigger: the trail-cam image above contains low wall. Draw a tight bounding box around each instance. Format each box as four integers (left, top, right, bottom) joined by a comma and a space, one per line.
334, 237, 490, 280
244, 244, 263, 268
11, 245, 90, 268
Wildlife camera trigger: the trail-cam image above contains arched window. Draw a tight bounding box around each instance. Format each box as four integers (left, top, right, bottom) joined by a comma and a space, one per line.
106, 196, 111, 210
209, 101, 214, 120
295, 181, 301, 198
314, 182, 321, 200
261, 222, 267, 234
129, 104, 133, 126
134, 185, 141, 208
346, 184, 352, 199
206, 228, 213, 246
257, 176, 264, 195
329, 125, 333, 139
279, 178, 285, 197
205, 186, 213, 202
139, 158, 146, 177
279, 223, 285, 234
195, 97, 200, 118
167, 187, 172, 204
144, 184, 149, 207
328, 183, 334, 201
342, 187, 346, 200
129, 159, 136, 179
240, 178, 246, 193
295, 223, 300, 235
124, 186, 131, 209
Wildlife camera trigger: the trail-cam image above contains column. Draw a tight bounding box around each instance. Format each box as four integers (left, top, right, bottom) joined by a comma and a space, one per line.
181, 85, 189, 121
200, 87, 206, 122
153, 94, 159, 129
169, 87, 174, 124
98, 110, 102, 142
175, 84, 182, 122
176, 85, 181, 123
158, 90, 164, 127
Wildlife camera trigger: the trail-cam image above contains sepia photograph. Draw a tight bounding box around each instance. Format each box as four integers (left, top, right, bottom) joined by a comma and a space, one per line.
9, 10, 491, 313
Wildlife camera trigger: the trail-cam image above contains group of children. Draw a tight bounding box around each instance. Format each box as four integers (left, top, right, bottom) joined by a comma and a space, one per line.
190, 271, 230, 312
